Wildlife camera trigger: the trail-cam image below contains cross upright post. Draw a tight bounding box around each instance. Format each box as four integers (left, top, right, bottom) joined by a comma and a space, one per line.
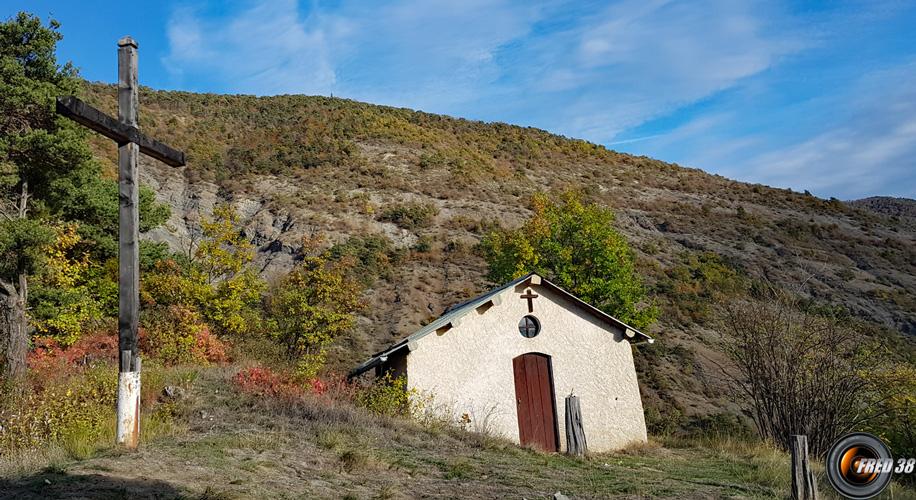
115, 36, 142, 449
56, 37, 185, 450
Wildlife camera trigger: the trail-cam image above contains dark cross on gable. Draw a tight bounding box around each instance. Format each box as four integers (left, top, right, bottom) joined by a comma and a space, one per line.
520, 288, 539, 313
56, 37, 185, 449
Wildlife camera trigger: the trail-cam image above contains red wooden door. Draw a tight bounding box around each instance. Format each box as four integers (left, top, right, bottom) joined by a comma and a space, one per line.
512, 353, 558, 451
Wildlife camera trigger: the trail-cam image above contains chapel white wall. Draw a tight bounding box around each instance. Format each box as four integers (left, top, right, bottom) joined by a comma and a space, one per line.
404, 283, 648, 452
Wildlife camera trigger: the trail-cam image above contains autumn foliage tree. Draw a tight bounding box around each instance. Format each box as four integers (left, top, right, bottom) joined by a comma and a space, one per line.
29, 223, 102, 345
143, 204, 263, 338
0, 13, 169, 381
193, 204, 264, 335
480, 190, 656, 329
266, 239, 362, 379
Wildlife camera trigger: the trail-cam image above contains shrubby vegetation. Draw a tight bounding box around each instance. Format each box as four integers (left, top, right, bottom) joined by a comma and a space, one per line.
377, 201, 439, 230
719, 282, 916, 459
0, 13, 370, 462
144, 204, 265, 338
354, 372, 415, 417
867, 363, 916, 462
265, 239, 363, 379
0, 363, 115, 451
656, 251, 742, 326
79, 82, 626, 191
142, 305, 225, 366
329, 234, 402, 286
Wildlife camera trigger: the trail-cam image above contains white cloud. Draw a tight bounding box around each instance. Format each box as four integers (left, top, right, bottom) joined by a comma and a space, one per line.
329, 0, 543, 112
164, 0, 338, 95
163, 0, 798, 134
734, 62, 916, 198
513, 0, 803, 140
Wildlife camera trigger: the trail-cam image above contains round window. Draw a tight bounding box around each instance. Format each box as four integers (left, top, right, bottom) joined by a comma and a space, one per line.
518, 315, 541, 338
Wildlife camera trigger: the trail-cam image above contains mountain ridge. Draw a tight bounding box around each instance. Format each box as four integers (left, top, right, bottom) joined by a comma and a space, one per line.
849, 196, 916, 219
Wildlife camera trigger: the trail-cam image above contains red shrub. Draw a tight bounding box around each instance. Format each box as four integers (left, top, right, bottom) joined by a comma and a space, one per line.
193, 327, 230, 364
231, 366, 356, 402
311, 372, 359, 401
232, 366, 304, 400
28, 331, 119, 387
309, 378, 327, 395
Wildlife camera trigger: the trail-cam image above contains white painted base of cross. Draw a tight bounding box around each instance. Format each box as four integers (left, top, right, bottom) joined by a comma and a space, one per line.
116, 369, 141, 448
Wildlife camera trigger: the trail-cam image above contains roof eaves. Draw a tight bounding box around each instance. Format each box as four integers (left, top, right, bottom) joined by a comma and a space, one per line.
348, 273, 534, 379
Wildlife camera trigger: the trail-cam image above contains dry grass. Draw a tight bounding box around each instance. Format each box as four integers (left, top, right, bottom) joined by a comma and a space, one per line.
0, 445, 71, 478
3, 365, 913, 498
619, 438, 668, 457
0, 363, 199, 479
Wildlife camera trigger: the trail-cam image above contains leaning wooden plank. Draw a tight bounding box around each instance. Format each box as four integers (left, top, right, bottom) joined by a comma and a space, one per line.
565, 394, 588, 457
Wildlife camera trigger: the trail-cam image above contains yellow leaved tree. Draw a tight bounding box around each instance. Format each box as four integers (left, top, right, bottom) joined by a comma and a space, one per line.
143, 204, 264, 338
31, 224, 102, 346
265, 237, 363, 379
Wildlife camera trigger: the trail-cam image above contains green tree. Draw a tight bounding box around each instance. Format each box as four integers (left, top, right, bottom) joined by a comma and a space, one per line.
0, 13, 81, 380
0, 13, 170, 377
480, 191, 656, 329
266, 240, 362, 379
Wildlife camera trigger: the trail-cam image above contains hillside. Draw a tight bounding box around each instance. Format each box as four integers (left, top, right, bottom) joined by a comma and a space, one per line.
80, 83, 916, 429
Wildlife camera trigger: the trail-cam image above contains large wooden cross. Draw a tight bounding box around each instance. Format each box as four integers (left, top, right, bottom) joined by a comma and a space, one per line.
56, 36, 185, 449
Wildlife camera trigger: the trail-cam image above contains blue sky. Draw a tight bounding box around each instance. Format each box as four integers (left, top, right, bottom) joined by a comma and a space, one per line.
11, 0, 916, 199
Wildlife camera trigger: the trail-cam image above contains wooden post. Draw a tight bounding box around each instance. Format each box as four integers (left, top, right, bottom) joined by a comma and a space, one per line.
115, 36, 141, 449
791, 434, 819, 500
564, 394, 587, 457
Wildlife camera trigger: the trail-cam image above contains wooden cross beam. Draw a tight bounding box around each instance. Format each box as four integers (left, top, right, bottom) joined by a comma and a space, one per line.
56, 36, 185, 450
55, 96, 184, 167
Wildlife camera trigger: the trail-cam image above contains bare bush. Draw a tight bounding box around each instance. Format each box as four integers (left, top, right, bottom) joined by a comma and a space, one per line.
719, 285, 879, 456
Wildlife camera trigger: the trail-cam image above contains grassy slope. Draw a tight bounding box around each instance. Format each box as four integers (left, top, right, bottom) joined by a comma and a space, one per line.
2, 365, 915, 499
78, 83, 916, 425
0, 365, 794, 499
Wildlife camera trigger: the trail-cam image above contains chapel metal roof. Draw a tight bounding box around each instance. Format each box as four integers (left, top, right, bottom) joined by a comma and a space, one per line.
347, 272, 653, 379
